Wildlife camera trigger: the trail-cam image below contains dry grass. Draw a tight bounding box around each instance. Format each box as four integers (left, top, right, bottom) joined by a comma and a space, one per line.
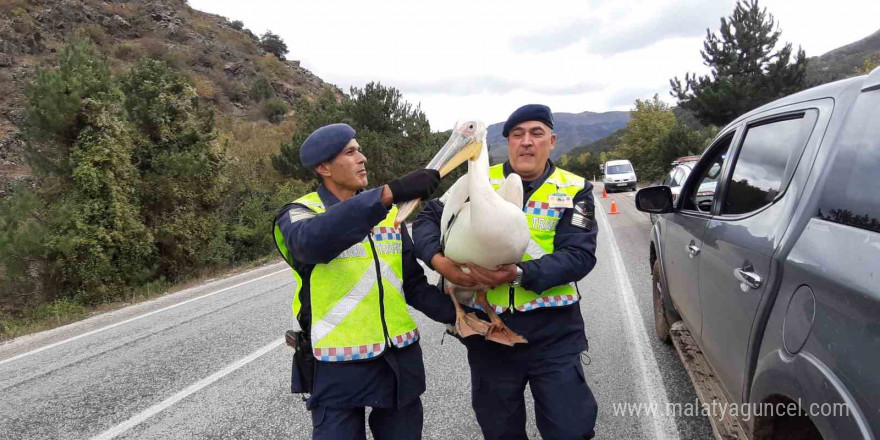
190, 16, 215, 36
76, 24, 110, 46
101, 2, 140, 20
113, 42, 143, 62
191, 74, 218, 100
256, 54, 291, 81
217, 28, 261, 57
0, 0, 31, 16
219, 116, 297, 164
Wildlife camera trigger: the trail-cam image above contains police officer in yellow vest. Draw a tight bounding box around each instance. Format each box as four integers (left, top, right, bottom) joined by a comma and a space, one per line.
413, 105, 599, 439
274, 123, 456, 440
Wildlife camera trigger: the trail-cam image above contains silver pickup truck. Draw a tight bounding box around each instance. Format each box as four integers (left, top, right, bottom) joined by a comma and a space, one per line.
636, 67, 880, 440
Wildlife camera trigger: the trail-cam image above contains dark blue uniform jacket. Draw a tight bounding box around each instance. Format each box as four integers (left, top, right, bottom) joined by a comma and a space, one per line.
275, 184, 455, 410
413, 160, 598, 359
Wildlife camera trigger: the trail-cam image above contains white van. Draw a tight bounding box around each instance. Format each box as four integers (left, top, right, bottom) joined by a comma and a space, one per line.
603, 159, 637, 192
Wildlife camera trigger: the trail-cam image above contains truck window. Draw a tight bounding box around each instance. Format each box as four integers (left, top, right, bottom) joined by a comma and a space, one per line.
818, 93, 880, 233
672, 168, 685, 187
722, 112, 817, 215
683, 134, 733, 212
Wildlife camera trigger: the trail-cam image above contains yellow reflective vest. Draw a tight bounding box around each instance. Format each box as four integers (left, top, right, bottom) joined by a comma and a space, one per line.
483, 164, 585, 313
274, 192, 419, 362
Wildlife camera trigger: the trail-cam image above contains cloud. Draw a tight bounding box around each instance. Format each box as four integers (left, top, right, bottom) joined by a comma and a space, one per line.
390, 77, 605, 96
586, 1, 732, 55
509, 18, 601, 53
608, 86, 668, 108
510, 0, 733, 55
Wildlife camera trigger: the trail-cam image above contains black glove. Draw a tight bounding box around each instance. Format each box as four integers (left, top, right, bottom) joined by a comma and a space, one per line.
387, 169, 441, 203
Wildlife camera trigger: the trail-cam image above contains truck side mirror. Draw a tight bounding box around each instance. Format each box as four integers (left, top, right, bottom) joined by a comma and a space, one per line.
635, 186, 674, 214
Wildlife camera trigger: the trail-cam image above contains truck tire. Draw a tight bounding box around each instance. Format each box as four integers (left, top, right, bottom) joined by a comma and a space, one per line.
653, 259, 673, 343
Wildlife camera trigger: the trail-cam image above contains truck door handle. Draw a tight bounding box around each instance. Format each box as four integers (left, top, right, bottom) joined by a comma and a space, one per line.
687, 243, 701, 258
734, 265, 762, 290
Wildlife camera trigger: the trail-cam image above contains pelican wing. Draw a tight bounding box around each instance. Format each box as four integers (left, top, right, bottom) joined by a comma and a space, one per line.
494, 173, 524, 209
440, 174, 470, 244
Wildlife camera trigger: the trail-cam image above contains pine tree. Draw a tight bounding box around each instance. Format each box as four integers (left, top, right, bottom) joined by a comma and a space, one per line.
670, 0, 808, 126
121, 58, 230, 278
260, 31, 288, 60
22, 41, 155, 303
613, 95, 676, 181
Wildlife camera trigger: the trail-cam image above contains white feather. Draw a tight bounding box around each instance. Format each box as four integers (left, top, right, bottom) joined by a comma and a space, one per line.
441, 136, 529, 271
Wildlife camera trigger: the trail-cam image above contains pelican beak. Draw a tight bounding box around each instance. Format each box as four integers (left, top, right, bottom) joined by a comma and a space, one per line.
393, 129, 483, 226
432, 131, 483, 177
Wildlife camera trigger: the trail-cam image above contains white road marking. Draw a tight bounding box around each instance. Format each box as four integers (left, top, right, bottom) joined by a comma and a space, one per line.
0, 268, 290, 366
91, 337, 285, 440
595, 198, 681, 440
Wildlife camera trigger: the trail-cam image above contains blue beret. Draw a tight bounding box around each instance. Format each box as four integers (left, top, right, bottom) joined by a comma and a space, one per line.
299, 123, 357, 167
502, 104, 554, 137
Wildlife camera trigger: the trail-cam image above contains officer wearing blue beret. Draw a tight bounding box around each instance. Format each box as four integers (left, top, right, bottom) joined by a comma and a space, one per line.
274, 123, 456, 440
413, 105, 599, 439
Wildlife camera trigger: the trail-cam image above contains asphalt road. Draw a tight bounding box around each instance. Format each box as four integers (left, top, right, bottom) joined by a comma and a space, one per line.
0, 184, 714, 440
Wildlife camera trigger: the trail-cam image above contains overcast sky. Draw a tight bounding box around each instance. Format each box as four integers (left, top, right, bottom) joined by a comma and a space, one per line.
189, 0, 880, 131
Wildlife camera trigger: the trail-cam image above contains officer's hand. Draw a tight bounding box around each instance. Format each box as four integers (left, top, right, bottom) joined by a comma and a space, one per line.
431, 254, 477, 289
386, 169, 442, 204
465, 263, 518, 287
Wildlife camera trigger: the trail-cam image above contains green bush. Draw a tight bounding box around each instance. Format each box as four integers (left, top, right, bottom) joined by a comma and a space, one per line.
52, 95, 156, 302
231, 20, 244, 30
0, 184, 51, 308
121, 58, 230, 280
224, 179, 309, 263
263, 98, 288, 124
250, 75, 274, 102
5, 42, 243, 312
24, 40, 116, 174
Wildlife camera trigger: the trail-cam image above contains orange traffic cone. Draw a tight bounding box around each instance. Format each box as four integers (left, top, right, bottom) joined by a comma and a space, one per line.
609, 200, 620, 215
602, 186, 608, 199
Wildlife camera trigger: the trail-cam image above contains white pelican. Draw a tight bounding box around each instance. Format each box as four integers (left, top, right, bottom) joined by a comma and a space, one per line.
396, 121, 530, 345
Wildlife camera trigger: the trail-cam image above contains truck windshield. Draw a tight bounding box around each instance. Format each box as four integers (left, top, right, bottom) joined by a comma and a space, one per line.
608, 164, 633, 174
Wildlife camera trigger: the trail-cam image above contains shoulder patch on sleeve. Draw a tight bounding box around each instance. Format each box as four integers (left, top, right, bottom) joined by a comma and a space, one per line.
288, 205, 317, 224
571, 200, 594, 230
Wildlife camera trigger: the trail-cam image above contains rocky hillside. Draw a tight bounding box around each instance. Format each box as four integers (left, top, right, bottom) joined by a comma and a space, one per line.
487, 110, 629, 163
0, 0, 338, 189
807, 27, 880, 85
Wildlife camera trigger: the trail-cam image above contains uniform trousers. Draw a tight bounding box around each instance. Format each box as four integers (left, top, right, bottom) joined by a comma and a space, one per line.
467, 349, 597, 440
310, 398, 423, 440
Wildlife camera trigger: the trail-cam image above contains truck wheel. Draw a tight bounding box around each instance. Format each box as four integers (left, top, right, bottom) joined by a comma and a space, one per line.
653, 259, 672, 343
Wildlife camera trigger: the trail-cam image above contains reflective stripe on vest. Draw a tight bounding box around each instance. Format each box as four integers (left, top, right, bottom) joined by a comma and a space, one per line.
273, 192, 419, 362
485, 165, 583, 312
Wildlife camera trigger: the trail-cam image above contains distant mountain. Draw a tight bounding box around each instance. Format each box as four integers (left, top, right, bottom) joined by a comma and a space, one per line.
807, 27, 880, 85
563, 128, 625, 159
486, 111, 630, 163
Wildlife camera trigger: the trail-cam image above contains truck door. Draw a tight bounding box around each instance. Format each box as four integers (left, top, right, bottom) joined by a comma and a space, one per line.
698, 109, 821, 403
662, 132, 734, 340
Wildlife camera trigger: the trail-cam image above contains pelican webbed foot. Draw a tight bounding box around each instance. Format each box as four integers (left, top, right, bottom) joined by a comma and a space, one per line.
449, 285, 489, 338
475, 291, 528, 346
